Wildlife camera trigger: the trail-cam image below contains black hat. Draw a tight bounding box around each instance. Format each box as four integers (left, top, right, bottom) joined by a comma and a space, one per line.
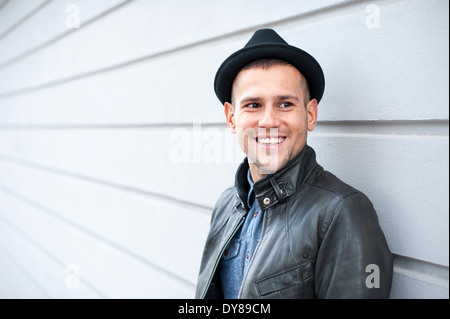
214, 28, 325, 105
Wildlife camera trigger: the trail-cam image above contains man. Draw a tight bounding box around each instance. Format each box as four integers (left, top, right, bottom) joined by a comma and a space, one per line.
195, 29, 393, 299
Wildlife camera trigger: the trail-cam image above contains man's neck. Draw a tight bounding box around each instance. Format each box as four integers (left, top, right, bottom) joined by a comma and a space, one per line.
248, 163, 269, 183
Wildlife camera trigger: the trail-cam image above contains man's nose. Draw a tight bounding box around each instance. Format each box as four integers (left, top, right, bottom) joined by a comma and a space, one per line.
258, 106, 280, 128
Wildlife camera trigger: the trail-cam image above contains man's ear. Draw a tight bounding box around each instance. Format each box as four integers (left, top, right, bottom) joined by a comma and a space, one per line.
224, 102, 236, 134
306, 99, 318, 131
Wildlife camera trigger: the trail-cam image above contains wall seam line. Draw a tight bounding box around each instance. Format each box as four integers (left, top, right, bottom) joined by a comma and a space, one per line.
0, 214, 108, 298
0, 119, 447, 132
0, 182, 198, 290
393, 253, 449, 288
0, 236, 52, 298
0, 0, 52, 41
0, 0, 11, 13
0, 0, 135, 71
0, 271, 18, 298
0, 152, 214, 215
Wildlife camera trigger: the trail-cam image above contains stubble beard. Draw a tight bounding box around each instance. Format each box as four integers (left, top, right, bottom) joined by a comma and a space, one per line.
245, 131, 307, 177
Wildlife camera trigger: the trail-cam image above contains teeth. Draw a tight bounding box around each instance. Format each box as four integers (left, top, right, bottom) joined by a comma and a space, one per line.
258, 137, 285, 145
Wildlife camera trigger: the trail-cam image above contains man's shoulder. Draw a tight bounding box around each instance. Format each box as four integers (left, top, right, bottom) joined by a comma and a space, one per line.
306, 165, 363, 199
210, 185, 237, 218
214, 185, 237, 207
305, 166, 380, 243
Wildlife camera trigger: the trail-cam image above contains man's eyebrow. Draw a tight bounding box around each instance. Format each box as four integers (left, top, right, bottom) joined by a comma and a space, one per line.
240, 96, 263, 104
239, 95, 299, 103
276, 95, 299, 101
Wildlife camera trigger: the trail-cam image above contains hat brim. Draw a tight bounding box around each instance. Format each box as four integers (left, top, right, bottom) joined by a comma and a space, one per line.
214, 43, 325, 105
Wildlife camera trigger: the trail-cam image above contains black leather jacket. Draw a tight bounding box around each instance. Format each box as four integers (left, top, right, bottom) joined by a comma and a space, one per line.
195, 145, 393, 299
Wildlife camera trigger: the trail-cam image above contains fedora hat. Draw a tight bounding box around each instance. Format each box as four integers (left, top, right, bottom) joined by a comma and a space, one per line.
214, 28, 325, 105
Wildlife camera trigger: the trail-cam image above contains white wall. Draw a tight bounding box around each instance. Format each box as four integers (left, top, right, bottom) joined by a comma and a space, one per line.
0, 0, 448, 299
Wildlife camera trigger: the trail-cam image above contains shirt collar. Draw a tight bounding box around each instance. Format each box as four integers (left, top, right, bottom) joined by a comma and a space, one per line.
247, 169, 256, 209
235, 145, 318, 211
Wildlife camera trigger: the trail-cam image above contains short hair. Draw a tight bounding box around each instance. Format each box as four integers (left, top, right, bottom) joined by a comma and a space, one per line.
232, 58, 311, 106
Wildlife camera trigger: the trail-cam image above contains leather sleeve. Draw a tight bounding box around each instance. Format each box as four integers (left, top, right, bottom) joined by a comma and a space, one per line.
195, 186, 235, 299
314, 192, 394, 298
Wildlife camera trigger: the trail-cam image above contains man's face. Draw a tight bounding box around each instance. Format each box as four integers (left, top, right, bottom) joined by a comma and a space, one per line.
224, 64, 318, 181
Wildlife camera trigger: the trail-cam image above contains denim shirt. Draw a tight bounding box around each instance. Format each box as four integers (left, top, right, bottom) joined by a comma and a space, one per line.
218, 169, 264, 299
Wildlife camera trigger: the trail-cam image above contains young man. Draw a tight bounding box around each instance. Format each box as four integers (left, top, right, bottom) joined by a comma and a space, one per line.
195, 29, 393, 299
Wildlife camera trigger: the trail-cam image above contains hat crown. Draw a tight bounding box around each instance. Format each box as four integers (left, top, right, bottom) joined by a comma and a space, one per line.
214, 28, 325, 105
245, 28, 288, 48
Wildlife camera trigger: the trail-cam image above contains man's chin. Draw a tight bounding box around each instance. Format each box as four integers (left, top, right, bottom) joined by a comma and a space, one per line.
251, 157, 282, 176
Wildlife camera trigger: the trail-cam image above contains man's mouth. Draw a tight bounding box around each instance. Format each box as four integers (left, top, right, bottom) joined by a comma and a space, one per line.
256, 137, 286, 145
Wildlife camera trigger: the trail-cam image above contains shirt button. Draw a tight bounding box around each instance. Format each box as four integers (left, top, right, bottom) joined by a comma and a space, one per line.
263, 197, 270, 205
253, 212, 258, 218
303, 253, 309, 259
246, 253, 249, 259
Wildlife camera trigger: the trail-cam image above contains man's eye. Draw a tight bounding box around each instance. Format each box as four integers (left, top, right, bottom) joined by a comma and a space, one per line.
246, 103, 260, 108
279, 102, 293, 108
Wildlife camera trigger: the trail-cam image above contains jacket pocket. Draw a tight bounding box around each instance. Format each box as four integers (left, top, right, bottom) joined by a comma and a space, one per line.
256, 262, 313, 296
222, 237, 241, 261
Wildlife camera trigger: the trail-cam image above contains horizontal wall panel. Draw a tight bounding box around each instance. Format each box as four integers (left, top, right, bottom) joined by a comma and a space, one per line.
0, 41, 227, 125
0, 127, 244, 208
0, 272, 17, 298
0, 0, 447, 125
391, 271, 449, 299
0, 0, 340, 64
391, 254, 449, 299
0, 0, 348, 94
0, 0, 129, 66
0, 127, 448, 265
0, 0, 48, 37
0, 218, 101, 298
0, 188, 196, 298
0, 239, 48, 298
309, 132, 449, 266
282, 0, 449, 122
0, 0, 9, 14
0, 159, 211, 286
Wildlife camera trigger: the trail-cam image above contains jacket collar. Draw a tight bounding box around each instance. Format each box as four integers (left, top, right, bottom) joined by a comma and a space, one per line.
235, 145, 318, 211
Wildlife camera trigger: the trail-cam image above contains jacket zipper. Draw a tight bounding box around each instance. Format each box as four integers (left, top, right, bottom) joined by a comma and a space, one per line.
237, 209, 268, 298
201, 209, 247, 299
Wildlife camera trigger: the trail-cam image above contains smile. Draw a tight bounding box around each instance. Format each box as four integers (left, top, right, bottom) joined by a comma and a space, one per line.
256, 137, 286, 145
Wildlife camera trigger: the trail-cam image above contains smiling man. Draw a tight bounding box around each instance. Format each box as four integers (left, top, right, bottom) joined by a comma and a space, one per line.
226, 59, 315, 181
195, 29, 393, 299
